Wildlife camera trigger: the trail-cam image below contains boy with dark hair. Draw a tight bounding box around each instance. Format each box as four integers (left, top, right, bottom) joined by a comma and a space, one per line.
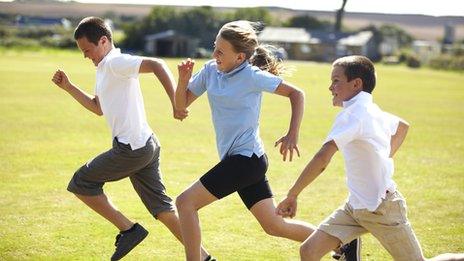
52, 16, 212, 261
277, 55, 464, 261
277, 55, 422, 260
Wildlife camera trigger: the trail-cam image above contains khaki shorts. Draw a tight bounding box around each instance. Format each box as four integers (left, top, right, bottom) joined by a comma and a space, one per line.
67, 135, 174, 218
318, 191, 424, 261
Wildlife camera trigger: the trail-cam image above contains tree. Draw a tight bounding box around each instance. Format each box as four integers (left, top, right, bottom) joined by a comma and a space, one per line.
230, 7, 273, 26
284, 14, 329, 30
179, 6, 220, 48
121, 6, 178, 50
379, 24, 414, 47
334, 0, 347, 32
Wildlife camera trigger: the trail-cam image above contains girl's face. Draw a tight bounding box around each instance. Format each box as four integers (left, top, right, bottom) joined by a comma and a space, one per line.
213, 35, 246, 73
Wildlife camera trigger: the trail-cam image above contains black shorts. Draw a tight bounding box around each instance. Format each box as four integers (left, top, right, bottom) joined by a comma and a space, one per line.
200, 153, 272, 209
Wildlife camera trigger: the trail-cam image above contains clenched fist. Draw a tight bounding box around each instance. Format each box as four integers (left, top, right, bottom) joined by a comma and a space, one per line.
51, 69, 71, 91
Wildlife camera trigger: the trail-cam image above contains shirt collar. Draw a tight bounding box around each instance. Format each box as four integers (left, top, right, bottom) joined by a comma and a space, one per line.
342, 91, 372, 108
217, 61, 249, 78
97, 47, 119, 68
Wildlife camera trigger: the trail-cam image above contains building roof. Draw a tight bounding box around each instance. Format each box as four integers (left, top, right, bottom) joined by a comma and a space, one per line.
307, 30, 350, 44
338, 31, 373, 46
259, 27, 369, 46
145, 30, 183, 41
15, 16, 71, 28
258, 27, 311, 43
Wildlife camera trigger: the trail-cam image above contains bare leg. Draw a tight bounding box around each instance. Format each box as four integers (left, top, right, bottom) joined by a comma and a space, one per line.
176, 181, 217, 261
157, 210, 211, 260
300, 229, 341, 261
250, 198, 316, 242
74, 193, 133, 231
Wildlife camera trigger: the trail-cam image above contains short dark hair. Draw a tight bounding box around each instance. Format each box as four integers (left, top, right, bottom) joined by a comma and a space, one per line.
74, 16, 112, 45
333, 55, 376, 93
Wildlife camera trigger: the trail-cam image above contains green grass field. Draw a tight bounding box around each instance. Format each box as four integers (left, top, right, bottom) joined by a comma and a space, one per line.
0, 48, 463, 260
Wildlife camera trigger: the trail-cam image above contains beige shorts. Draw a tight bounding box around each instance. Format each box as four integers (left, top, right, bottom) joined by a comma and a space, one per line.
318, 191, 424, 261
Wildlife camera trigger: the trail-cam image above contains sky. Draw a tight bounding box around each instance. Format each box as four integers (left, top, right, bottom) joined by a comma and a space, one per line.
0, 0, 462, 16
70, 0, 463, 17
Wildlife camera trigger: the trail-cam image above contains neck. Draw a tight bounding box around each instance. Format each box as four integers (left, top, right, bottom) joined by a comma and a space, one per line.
348, 90, 362, 101
102, 44, 115, 57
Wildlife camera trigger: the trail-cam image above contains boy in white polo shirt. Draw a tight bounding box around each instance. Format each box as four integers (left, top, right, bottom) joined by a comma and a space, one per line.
51, 17, 212, 261
276, 55, 424, 260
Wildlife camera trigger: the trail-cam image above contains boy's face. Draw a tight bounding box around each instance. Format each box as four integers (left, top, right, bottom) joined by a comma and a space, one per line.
329, 65, 362, 107
76, 36, 108, 67
212, 35, 246, 73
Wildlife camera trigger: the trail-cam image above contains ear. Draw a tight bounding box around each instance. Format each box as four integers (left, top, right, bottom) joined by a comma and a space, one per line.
353, 78, 363, 92
99, 35, 108, 46
237, 52, 246, 63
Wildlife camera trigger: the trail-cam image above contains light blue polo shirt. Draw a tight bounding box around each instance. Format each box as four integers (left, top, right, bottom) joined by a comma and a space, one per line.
188, 60, 282, 160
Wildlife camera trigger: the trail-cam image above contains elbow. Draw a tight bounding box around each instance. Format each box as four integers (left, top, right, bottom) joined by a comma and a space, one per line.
290, 88, 305, 104
152, 58, 167, 73
293, 88, 305, 99
94, 106, 103, 116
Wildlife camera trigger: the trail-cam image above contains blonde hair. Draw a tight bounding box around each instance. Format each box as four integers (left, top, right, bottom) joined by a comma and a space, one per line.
219, 20, 284, 76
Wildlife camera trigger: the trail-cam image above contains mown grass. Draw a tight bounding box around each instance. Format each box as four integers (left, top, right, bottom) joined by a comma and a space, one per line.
0, 48, 462, 260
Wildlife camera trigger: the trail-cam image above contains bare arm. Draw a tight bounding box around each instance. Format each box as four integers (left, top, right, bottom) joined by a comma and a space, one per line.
51, 69, 103, 116
276, 140, 338, 218
390, 120, 409, 157
175, 59, 199, 112
139, 58, 187, 120
273, 81, 305, 161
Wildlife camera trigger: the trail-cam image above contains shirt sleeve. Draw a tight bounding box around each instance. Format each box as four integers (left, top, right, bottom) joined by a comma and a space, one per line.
187, 63, 209, 97
383, 112, 403, 135
108, 54, 143, 78
251, 68, 283, 93
325, 112, 362, 150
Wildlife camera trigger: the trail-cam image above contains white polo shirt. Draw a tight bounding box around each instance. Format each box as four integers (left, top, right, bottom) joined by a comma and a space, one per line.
95, 48, 153, 150
325, 91, 402, 211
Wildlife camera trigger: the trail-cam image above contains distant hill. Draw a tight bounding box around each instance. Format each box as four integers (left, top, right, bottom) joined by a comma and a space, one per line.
287, 9, 464, 41
1, 1, 463, 41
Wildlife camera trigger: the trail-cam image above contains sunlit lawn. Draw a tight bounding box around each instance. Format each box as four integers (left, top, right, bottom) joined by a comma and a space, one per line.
0, 48, 463, 260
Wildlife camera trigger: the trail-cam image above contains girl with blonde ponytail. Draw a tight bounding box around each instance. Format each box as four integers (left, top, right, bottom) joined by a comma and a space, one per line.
174, 20, 316, 261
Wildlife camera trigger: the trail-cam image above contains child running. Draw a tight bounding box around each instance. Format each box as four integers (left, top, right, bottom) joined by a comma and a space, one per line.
174, 20, 358, 261
51, 16, 212, 261
277, 55, 464, 261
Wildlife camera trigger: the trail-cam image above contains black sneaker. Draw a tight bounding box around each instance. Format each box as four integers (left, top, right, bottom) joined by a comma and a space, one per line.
111, 223, 149, 261
332, 238, 361, 261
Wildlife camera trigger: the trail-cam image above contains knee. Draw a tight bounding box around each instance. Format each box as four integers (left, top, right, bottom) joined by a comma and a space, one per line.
175, 192, 193, 211
261, 221, 285, 237
300, 242, 320, 261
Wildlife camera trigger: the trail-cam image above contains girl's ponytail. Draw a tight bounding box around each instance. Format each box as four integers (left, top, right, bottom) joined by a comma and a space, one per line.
250, 44, 285, 76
